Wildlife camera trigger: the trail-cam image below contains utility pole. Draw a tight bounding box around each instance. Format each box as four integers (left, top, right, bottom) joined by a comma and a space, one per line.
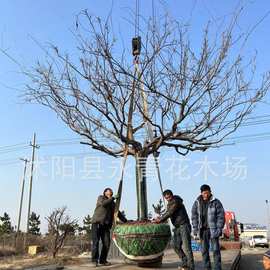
266, 200, 270, 240
17, 158, 29, 233
25, 133, 39, 248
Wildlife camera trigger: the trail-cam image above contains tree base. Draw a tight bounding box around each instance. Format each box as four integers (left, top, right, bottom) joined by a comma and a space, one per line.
137, 255, 163, 268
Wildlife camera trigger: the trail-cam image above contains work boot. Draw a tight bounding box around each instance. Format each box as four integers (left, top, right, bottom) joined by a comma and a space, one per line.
91, 260, 99, 267
99, 261, 112, 266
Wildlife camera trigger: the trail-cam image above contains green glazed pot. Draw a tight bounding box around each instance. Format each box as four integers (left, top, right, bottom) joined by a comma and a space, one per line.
112, 222, 171, 262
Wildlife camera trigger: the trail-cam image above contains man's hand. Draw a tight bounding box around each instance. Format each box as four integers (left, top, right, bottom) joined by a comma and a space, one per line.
217, 228, 221, 237
152, 217, 161, 224
193, 231, 199, 240
113, 194, 120, 200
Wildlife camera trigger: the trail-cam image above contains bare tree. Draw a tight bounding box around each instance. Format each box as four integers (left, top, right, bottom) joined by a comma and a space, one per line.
46, 206, 77, 258
24, 10, 270, 220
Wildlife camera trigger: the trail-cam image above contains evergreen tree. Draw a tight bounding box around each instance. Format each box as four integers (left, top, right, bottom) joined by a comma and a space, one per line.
0, 212, 14, 235
80, 214, 92, 237
29, 212, 41, 235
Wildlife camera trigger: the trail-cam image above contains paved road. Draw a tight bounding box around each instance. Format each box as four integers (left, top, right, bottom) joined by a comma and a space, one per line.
239, 248, 268, 270
64, 249, 240, 270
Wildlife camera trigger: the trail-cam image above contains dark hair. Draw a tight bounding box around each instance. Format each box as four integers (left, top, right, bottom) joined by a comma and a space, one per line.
103, 187, 113, 196
163, 189, 173, 196
264, 249, 270, 259
200, 184, 211, 192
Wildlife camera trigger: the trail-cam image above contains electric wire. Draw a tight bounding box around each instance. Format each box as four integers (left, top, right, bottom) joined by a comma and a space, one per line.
0, 114, 270, 161
1, 133, 270, 167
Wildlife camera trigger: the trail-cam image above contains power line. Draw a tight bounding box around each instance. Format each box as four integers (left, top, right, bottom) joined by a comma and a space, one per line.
0, 160, 21, 166
0, 157, 20, 163
0, 146, 30, 155
0, 113, 269, 156
227, 135, 270, 145
0, 134, 270, 167
225, 131, 270, 141
0, 143, 29, 150
38, 138, 80, 143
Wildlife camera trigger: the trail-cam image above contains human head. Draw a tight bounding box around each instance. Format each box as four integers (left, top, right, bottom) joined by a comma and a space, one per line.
103, 187, 113, 198
263, 250, 270, 270
163, 189, 173, 201
200, 184, 212, 201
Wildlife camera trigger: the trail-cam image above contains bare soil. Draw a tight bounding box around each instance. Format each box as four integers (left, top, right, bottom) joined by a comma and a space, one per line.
0, 253, 87, 270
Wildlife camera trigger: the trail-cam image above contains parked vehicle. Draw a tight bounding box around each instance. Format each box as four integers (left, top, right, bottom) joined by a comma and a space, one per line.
249, 235, 269, 248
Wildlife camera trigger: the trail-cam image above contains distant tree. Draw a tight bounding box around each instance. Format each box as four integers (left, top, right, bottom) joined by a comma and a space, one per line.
46, 206, 77, 258
70, 222, 80, 236
0, 212, 14, 235
152, 199, 166, 217
28, 212, 41, 235
79, 214, 92, 237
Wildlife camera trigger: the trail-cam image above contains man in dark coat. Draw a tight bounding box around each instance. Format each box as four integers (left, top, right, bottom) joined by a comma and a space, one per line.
155, 189, 194, 270
191, 184, 225, 270
91, 188, 127, 266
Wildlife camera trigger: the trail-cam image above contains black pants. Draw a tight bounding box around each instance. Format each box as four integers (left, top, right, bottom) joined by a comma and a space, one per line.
173, 223, 195, 270
91, 223, 111, 263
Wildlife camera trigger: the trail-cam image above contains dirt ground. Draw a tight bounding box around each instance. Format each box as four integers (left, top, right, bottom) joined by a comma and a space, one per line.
0, 254, 87, 270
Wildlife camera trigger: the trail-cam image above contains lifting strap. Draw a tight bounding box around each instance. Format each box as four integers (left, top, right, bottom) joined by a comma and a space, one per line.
113, 64, 138, 225
113, 147, 128, 225
114, 0, 165, 223
136, 63, 166, 206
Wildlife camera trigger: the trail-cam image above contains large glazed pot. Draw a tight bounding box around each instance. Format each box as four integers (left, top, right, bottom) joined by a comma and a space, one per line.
112, 222, 171, 264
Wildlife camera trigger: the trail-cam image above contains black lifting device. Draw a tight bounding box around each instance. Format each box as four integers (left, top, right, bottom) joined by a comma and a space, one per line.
132, 36, 141, 56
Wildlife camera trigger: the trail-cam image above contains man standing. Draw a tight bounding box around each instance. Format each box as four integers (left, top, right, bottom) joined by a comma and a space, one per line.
155, 189, 194, 270
191, 184, 225, 270
91, 188, 127, 266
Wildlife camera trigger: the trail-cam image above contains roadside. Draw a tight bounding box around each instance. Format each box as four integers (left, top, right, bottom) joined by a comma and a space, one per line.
239, 247, 267, 270
0, 249, 240, 270
64, 249, 240, 270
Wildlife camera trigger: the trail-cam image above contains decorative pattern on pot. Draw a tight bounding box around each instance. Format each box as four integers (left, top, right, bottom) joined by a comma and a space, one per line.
112, 222, 171, 261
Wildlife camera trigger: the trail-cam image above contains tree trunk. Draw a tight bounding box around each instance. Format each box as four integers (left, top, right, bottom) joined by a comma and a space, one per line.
135, 153, 148, 220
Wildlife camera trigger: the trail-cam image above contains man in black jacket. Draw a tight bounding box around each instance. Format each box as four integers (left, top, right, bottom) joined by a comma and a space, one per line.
91, 188, 127, 266
155, 189, 194, 270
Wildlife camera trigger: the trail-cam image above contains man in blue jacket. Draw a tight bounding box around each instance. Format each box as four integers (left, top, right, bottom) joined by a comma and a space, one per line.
191, 185, 225, 270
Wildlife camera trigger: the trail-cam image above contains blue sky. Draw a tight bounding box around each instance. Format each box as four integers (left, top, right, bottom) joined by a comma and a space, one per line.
0, 0, 270, 233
